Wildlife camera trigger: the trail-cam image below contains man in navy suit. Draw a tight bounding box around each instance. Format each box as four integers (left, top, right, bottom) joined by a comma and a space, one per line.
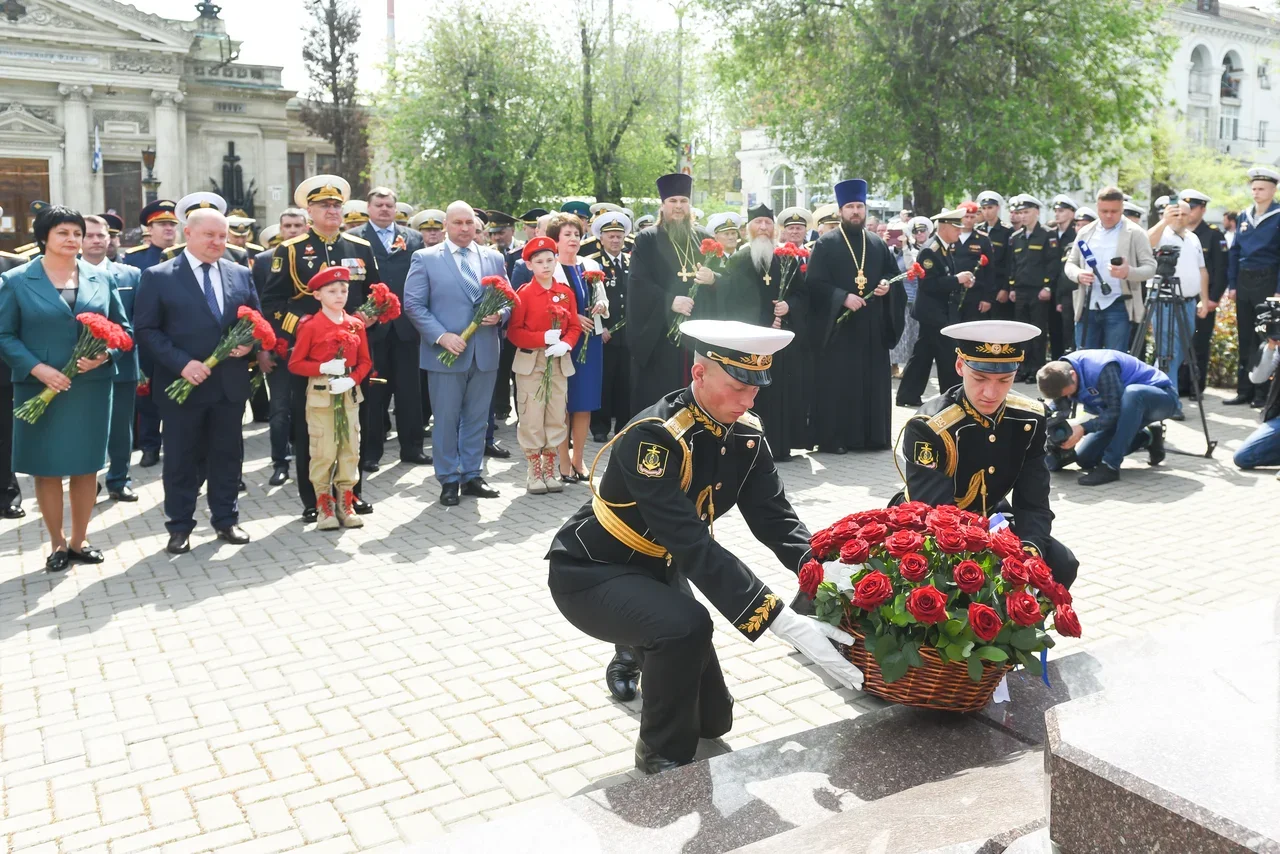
134, 209, 261, 554
361, 188, 430, 469
404, 201, 509, 506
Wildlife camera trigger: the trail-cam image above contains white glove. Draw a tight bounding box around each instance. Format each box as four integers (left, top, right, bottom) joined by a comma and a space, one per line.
768, 605, 864, 691
545, 341, 571, 358
328, 376, 356, 395
319, 358, 347, 376
543, 329, 562, 346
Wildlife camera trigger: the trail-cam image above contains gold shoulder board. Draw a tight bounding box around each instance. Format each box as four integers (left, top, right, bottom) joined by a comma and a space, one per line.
1005, 393, 1045, 415
341, 232, 372, 247
281, 233, 310, 247
925, 404, 966, 434
735, 411, 763, 431
663, 407, 696, 440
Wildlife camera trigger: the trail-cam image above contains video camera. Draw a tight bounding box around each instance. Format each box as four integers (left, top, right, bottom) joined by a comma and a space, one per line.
1153, 244, 1181, 281
1044, 397, 1076, 468
1255, 295, 1280, 340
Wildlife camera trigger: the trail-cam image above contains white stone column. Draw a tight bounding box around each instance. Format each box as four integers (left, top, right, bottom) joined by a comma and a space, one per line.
150, 90, 185, 200
58, 84, 94, 213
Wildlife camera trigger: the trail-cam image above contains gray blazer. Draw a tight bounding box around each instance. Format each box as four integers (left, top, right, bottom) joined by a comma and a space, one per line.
1063, 218, 1157, 323
404, 240, 510, 373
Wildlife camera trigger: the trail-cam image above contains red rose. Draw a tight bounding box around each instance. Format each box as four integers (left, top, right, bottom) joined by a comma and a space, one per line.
926, 507, 962, 532
952, 559, 986, 594
809, 529, 836, 559
1054, 604, 1082, 638
884, 529, 924, 557
839, 538, 870, 564
957, 510, 987, 528
1025, 557, 1054, 592
887, 507, 925, 531
852, 509, 890, 526
897, 552, 929, 581
906, 585, 948, 624
989, 527, 1024, 559
851, 570, 893, 611
1001, 557, 1030, 588
1006, 591, 1043, 627
858, 522, 888, 545
934, 528, 968, 554
962, 526, 990, 552
1044, 582, 1072, 607
798, 560, 823, 598
968, 602, 1003, 642
900, 500, 932, 516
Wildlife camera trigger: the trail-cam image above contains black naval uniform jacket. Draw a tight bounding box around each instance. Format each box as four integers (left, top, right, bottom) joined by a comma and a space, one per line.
547, 388, 811, 641
954, 231, 998, 310
1009, 222, 1053, 296
898, 386, 1054, 556
976, 220, 1014, 296
912, 236, 963, 328
260, 227, 381, 343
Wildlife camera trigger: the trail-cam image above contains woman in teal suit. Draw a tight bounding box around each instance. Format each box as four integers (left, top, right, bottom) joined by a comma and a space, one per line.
0, 207, 131, 571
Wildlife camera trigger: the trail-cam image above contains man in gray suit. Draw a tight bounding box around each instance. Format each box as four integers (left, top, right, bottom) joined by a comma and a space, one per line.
404, 201, 509, 506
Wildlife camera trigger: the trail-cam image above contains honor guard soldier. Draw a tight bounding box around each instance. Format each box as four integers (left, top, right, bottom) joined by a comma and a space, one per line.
588, 210, 634, 441
161, 194, 252, 267
122, 199, 181, 270
975, 191, 1014, 319
548, 319, 863, 774
262, 174, 382, 521
894, 320, 1079, 588
897, 208, 971, 405
1008, 195, 1053, 380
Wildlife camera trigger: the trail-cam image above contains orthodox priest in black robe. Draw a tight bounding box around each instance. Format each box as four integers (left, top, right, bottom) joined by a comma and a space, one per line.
721, 205, 813, 459
627, 173, 716, 412
806, 179, 906, 452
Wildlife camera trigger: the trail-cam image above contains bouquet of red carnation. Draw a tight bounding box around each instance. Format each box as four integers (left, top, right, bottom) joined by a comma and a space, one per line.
315, 326, 362, 446
668, 239, 725, 343
439, 275, 517, 366
577, 269, 607, 364
539, 304, 571, 404
836, 261, 925, 326
357, 282, 402, 324
273, 337, 290, 359
137, 372, 151, 398
166, 306, 276, 404
773, 243, 810, 327
806, 503, 1079, 689
15, 312, 133, 424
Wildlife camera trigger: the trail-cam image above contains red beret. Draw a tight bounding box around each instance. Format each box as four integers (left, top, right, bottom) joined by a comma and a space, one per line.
521, 236, 557, 264
307, 266, 351, 292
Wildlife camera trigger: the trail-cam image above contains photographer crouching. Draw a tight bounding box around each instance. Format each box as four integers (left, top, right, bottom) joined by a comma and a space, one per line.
1037, 350, 1178, 486
1233, 296, 1280, 474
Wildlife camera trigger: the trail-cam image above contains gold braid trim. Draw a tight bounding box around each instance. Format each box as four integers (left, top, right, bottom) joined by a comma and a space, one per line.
955, 469, 988, 515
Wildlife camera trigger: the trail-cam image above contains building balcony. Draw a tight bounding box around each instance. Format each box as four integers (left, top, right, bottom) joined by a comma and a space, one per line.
187, 62, 283, 90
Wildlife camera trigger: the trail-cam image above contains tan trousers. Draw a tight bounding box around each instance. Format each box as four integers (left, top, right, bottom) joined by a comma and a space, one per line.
514, 348, 570, 453
306, 381, 362, 501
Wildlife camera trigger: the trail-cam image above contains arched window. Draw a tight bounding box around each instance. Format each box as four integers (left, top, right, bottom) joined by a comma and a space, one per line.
770, 165, 797, 213
1189, 45, 1212, 97
1221, 51, 1243, 99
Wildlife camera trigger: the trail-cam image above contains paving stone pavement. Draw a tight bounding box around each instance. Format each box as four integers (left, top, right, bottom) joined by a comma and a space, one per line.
0, 381, 1275, 852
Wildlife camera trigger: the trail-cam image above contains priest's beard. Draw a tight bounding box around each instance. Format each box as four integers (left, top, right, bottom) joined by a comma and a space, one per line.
661, 216, 694, 248
750, 236, 774, 274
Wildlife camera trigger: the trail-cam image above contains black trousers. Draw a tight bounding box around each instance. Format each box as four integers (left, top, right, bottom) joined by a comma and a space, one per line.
249, 381, 270, 423
899, 326, 959, 403
1013, 296, 1051, 376
160, 398, 243, 534
1235, 272, 1275, 399
590, 343, 632, 437
291, 374, 363, 510
1183, 309, 1215, 394
549, 561, 734, 762
492, 339, 517, 419
0, 383, 19, 508
362, 328, 425, 463
1058, 302, 1076, 359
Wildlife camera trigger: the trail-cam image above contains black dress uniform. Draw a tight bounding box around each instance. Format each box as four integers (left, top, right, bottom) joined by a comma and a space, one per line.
955, 230, 997, 322
589, 246, 632, 439
1009, 220, 1054, 378
975, 218, 1014, 319
899, 234, 962, 404
261, 226, 380, 514
1188, 219, 1228, 394
547, 388, 810, 765
1049, 224, 1077, 359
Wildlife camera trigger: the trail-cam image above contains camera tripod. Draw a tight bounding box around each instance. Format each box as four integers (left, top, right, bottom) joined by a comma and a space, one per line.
1129, 275, 1216, 457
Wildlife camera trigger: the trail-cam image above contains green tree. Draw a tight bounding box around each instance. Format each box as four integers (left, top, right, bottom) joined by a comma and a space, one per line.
370, 12, 577, 211
710, 0, 1174, 214
301, 0, 368, 192
1119, 115, 1256, 214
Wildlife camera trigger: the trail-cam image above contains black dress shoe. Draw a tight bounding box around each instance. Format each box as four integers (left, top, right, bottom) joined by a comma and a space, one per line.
268, 466, 289, 486
634, 739, 691, 775
301, 507, 318, 523
1223, 394, 1253, 406
216, 525, 251, 545
606, 647, 640, 701
896, 399, 923, 408
45, 549, 70, 572
351, 498, 373, 515
68, 545, 105, 564
400, 451, 433, 465
1251, 399, 1265, 409
462, 478, 499, 498
1078, 466, 1119, 486
592, 432, 608, 443
483, 441, 511, 459
166, 533, 191, 555
440, 482, 460, 506
238, 480, 246, 492
1147, 424, 1166, 466
108, 485, 138, 502
361, 460, 381, 473
1, 503, 25, 519
139, 449, 160, 467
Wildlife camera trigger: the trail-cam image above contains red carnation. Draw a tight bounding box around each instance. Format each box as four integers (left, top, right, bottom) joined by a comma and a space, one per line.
798, 560, 823, 598
989, 527, 1024, 559
839, 538, 870, 565
1001, 557, 1031, 588
584, 269, 606, 284
979, 254, 990, 267
851, 571, 893, 611
906, 586, 948, 624
700, 238, 724, 257
963, 526, 990, 552
907, 261, 926, 280
952, 559, 986, 594
968, 602, 1004, 642
1054, 604, 1082, 638
897, 552, 929, 582
858, 522, 888, 545
934, 527, 969, 554
799, 263, 808, 274
136, 380, 151, 397
1006, 591, 1043, 627
884, 529, 925, 558
1025, 557, 1055, 592
273, 338, 289, 357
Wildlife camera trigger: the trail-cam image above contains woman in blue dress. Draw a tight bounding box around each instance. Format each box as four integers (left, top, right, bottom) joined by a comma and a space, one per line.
547, 213, 607, 482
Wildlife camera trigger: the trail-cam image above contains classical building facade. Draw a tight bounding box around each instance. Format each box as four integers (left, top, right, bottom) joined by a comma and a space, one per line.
0, 0, 334, 251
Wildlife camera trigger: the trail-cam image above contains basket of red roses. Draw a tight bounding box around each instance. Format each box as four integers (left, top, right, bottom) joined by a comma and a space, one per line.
800, 502, 1081, 713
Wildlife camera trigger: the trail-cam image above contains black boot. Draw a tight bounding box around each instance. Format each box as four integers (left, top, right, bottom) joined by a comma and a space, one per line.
634, 738, 691, 775
605, 646, 640, 701
1147, 424, 1165, 466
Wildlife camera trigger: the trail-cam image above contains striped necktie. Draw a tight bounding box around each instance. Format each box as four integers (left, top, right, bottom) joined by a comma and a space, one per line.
457, 245, 482, 303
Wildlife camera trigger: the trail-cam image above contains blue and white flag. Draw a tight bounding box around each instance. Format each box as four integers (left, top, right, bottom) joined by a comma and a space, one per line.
92, 126, 102, 174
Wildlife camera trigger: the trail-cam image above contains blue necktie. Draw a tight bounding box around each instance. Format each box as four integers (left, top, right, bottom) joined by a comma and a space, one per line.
380, 228, 394, 251
457, 246, 482, 303
201, 262, 220, 320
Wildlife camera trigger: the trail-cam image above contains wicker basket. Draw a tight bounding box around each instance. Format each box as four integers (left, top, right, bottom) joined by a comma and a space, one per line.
838, 625, 1012, 713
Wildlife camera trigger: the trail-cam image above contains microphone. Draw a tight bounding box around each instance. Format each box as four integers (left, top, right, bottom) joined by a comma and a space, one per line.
1076, 241, 1113, 296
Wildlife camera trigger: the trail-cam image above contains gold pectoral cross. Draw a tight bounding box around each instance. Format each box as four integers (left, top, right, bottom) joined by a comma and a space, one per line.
677, 267, 695, 283
855, 272, 868, 293
762, 271, 772, 288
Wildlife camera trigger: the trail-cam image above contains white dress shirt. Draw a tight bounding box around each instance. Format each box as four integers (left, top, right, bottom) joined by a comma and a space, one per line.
1083, 222, 1123, 311
373, 224, 396, 251
184, 249, 224, 313
445, 238, 481, 282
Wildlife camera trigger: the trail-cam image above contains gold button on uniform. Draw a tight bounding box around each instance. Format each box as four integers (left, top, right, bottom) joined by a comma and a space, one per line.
988, 466, 996, 474
715, 483, 722, 490
720, 447, 726, 455
988, 434, 996, 443
1024, 423, 1032, 432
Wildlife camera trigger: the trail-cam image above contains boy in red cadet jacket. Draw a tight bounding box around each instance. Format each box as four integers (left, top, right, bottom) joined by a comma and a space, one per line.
507, 237, 581, 494
288, 266, 373, 529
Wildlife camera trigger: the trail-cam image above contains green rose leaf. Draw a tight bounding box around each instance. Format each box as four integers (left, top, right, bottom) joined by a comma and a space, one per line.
967, 653, 985, 683
976, 646, 1008, 662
